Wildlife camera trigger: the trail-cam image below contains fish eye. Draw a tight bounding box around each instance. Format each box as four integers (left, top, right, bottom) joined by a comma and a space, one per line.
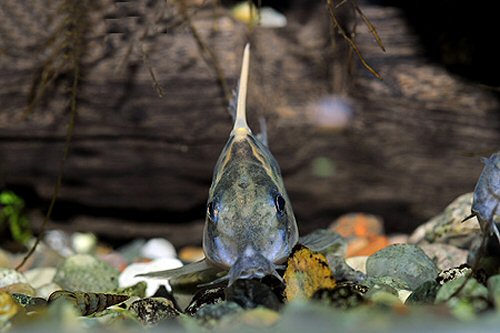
275, 194, 286, 215
207, 201, 219, 223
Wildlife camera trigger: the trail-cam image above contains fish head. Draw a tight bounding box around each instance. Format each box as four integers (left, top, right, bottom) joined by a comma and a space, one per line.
202, 134, 298, 271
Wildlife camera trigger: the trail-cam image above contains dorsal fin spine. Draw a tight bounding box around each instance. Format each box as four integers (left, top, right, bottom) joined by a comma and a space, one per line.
232, 43, 251, 134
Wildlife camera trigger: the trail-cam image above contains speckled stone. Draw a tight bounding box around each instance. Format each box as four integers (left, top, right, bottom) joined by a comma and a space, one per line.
312, 283, 366, 309
185, 286, 225, 316
0, 268, 27, 288
54, 254, 119, 292
129, 297, 180, 326
418, 243, 468, 271
409, 193, 480, 248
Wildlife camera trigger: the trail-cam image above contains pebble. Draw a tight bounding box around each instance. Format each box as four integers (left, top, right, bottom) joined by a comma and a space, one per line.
397, 289, 413, 303
185, 286, 225, 316
347, 236, 390, 257
0, 268, 28, 288
418, 243, 469, 271
128, 297, 181, 326
53, 254, 119, 292
117, 239, 147, 262
435, 276, 490, 320
365, 276, 409, 296
71, 232, 97, 254
388, 233, 409, 245
194, 302, 242, 328
179, 246, 205, 263
113, 281, 147, 298
368, 291, 403, 306
366, 244, 439, 290
12, 243, 64, 272
487, 275, 500, 310
284, 245, 336, 301
24, 267, 56, 289
234, 307, 281, 328
330, 213, 389, 256
37, 282, 62, 299
435, 276, 488, 303
225, 279, 282, 311
405, 280, 440, 305
99, 252, 128, 272
0, 292, 20, 324
345, 256, 368, 274
408, 193, 479, 248
312, 284, 365, 310
118, 258, 182, 296
436, 265, 471, 285
44, 230, 74, 257
327, 255, 366, 283
140, 238, 176, 260
0, 283, 35, 296
331, 213, 385, 239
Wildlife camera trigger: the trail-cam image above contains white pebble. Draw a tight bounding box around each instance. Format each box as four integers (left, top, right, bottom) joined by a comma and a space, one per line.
71, 232, 97, 254
24, 267, 56, 289
0, 268, 28, 288
119, 258, 182, 296
140, 238, 176, 260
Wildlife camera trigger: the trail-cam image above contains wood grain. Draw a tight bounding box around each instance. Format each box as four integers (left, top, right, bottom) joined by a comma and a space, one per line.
0, 1, 498, 245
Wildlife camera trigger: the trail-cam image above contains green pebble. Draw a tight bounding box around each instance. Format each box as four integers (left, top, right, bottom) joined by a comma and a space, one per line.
54, 254, 119, 292
366, 244, 439, 291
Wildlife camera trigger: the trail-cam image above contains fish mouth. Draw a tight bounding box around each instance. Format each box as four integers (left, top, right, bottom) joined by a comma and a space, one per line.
200, 246, 284, 288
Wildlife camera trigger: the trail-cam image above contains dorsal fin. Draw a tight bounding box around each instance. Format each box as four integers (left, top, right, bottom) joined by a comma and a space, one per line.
231, 43, 251, 136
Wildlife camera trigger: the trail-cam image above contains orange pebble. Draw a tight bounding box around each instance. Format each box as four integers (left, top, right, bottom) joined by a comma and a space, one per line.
179, 246, 205, 263
347, 235, 390, 257
330, 213, 384, 239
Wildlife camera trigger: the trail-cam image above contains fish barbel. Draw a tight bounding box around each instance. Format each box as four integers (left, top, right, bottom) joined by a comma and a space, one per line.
138, 44, 299, 287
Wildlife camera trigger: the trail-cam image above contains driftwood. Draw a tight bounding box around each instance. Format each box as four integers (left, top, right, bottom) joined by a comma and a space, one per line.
0, 1, 499, 247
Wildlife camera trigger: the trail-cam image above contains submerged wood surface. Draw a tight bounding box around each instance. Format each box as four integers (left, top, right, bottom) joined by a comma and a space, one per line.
0, 1, 498, 245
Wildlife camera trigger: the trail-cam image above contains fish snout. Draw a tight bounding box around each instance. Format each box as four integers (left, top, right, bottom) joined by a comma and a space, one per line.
227, 247, 283, 285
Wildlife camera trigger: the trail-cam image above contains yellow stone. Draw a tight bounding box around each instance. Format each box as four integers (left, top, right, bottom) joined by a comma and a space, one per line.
283, 245, 336, 301
0, 292, 20, 322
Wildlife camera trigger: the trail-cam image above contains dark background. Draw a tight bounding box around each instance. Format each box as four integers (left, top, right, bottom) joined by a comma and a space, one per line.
0, 0, 498, 248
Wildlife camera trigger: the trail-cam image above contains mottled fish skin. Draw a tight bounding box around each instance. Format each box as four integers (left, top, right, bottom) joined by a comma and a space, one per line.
471, 152, 500, 243
203, 44, 298, 285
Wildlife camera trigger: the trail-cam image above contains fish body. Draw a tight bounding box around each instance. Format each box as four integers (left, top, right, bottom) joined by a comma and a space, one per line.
139, 44, 298, 287
203, 43, 299, 285
471, 152, 500, 242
